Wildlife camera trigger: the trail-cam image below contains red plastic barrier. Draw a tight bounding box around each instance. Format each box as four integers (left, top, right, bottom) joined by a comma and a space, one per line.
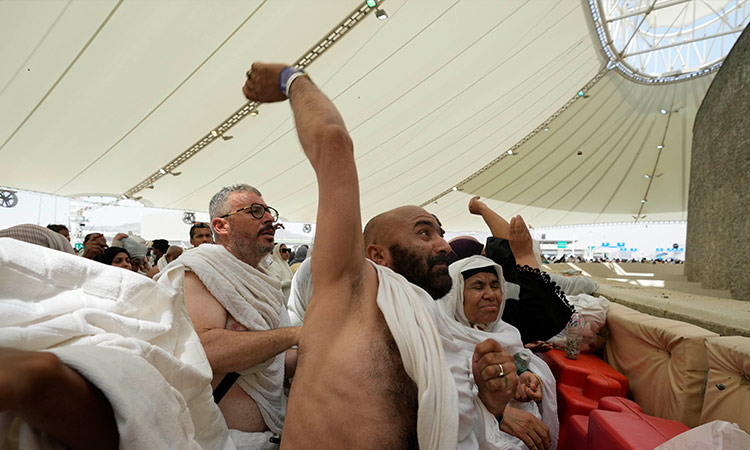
566, 415, 589, 450
540, 349, 629, 449
572, 397, 689, 450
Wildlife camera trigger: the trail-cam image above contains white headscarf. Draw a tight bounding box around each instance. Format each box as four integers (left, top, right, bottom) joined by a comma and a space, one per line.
440, 256, 524, 354
268, 243, 293, 302
439, 255, 559, 449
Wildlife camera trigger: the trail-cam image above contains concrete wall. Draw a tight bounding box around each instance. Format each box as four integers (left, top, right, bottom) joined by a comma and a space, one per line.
685, 26, 750, 301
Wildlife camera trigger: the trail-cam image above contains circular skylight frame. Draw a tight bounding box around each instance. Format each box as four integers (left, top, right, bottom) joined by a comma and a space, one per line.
590, 0, 750, 83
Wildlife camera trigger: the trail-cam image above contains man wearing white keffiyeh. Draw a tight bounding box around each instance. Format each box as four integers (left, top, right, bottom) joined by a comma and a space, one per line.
160, 184, 300, 449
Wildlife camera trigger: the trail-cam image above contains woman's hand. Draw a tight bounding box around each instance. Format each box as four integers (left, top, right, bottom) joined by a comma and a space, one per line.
514, 371, 543, 403
501, 406, 551, 450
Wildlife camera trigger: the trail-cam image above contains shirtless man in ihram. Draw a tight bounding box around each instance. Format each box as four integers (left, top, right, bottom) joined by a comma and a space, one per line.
243, 62, 518, 449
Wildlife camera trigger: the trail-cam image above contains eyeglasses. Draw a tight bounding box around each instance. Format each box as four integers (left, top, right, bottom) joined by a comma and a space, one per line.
280, 248, 291, 254
220, 203, 279, 221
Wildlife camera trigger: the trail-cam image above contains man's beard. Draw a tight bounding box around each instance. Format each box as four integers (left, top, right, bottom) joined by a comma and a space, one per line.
389, 243, 452, 299
228, 225, 275, 265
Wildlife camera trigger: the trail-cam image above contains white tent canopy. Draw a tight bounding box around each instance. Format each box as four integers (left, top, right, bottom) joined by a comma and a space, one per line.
1, 0, 746, 231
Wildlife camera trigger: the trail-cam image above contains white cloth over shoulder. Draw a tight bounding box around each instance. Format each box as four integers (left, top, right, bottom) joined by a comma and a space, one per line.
0, 238, 233, 450
159, 244, 290, 435
440, 255, 559, 450
370, 261, 459, 450
287, 258, 312, 326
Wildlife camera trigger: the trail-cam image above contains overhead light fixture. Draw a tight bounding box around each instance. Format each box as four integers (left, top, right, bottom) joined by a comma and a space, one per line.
159, 168, 167, 175
507, 150, 514, 155
375, 8, 388, 20
451, 186, 458, 192
249, 109, 259, 116
659, 109, 668, 114
120, 194, 128, 200
577, 90, 585, 97
211, 130, 218, 137
641, 199, 647, 203
366, 0, 377, 7
644, 174, 650, 179
543, 127, 550, 132
657, 145, 664, 149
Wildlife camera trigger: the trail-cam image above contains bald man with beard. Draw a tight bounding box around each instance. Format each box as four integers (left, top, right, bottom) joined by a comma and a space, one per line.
243, 62, 518, 449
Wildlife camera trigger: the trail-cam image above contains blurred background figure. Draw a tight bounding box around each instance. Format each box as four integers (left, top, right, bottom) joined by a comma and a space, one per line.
46, 224, 70, 242
189, 223, 213, 248
81, 233, 107, 259
95, 247, 132, 271
267, 242, 293, 303
289, 244, 308, 274
0, 223, 74, 254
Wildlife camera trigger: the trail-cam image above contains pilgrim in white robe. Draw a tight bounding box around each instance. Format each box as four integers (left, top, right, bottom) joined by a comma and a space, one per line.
439, 255, 560, 450
158, 243, 291, 441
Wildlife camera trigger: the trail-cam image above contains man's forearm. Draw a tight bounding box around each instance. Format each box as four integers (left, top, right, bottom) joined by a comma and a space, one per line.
288, 76, 350, 162
478, 205, 510, 239
199, 326, 299, 374
8, 351, 118, 450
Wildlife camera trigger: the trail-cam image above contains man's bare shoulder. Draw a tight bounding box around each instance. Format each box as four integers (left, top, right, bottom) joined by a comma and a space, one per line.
183, 270, 226, 332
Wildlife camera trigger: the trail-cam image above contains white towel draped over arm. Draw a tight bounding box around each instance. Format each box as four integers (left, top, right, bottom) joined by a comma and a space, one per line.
0, 238, 233, 450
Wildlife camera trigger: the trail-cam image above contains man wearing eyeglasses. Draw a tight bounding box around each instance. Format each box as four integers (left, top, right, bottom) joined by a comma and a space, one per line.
160, 184, 299, 448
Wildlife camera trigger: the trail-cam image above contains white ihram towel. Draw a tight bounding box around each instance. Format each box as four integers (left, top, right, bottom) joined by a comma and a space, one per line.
370, 261, 459, 450
159, 244, 290, 435
0, 238, 232, 450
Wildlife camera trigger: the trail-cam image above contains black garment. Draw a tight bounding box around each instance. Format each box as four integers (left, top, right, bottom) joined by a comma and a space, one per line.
485, 237, 574, 343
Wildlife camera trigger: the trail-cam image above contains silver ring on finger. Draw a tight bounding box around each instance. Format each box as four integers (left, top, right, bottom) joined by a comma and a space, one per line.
497, 363, 506, 378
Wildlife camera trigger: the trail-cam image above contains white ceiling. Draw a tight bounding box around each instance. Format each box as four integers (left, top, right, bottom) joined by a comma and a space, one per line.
0, 0, 728, 230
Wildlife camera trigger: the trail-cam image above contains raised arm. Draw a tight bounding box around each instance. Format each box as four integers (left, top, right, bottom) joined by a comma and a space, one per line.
508, 215, 538, 269
243, 63, 364, 292
469, 196, 510, 239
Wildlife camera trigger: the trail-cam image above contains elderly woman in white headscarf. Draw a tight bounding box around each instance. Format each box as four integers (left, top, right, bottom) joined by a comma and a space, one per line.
440, 255, 559, 450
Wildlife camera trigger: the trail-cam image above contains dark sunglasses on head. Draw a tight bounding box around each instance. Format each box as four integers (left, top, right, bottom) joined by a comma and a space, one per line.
220, 203, 279, 221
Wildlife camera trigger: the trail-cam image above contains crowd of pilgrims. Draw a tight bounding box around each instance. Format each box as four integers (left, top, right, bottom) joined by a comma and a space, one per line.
0, 62, 610, 450
0, 194, 603, 450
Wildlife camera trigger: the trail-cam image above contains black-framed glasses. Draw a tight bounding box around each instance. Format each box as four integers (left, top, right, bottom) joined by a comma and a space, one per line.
280, 248, 291, 254
220, 203, 279, 221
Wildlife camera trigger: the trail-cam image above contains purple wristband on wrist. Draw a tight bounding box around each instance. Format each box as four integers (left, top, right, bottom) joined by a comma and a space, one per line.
279, 67, 307, 98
